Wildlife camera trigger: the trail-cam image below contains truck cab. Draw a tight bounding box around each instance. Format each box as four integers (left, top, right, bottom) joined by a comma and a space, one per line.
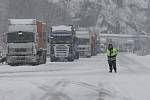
50, 25, 78, 62
6, 19, 47, 66
76, 29, 91, 58
7, 31, 38, 65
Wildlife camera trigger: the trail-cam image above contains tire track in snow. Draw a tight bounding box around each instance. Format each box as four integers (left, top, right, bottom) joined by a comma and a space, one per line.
32, 79, 130, 100
31, 80, 103, 100
31, 80, 73, 100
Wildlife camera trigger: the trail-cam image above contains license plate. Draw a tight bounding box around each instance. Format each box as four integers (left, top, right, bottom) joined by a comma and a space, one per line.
16, 57, 25, 60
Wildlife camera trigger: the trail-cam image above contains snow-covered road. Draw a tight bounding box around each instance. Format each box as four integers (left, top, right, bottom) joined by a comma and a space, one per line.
0, 53, 150, 100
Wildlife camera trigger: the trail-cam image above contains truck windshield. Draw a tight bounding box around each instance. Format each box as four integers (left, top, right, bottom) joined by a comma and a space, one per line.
51, 35, 72, 44
7, 32, 35, 43
79, 38, 90, 45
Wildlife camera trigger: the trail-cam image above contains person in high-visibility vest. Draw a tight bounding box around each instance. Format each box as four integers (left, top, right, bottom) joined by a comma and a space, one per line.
106, 43, 118, 73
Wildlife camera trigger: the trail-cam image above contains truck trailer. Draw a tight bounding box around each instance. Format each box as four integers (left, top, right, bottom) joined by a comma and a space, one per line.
76, 29, 91, 57
6, 19, 47, 66
50, 25, 79, 62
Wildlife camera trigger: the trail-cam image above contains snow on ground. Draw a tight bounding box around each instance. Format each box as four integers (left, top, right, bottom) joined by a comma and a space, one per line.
126, 53, 150, 70
0, 53, 149, 100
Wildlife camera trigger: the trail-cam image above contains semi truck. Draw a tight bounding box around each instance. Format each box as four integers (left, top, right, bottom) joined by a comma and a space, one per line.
6, 19, 47, 66
50, 25, 79, 62
76, 29, 91, 57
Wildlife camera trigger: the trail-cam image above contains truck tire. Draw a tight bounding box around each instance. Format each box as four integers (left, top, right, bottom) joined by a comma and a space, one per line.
8, 63, 17, 66
38, 50, 46, 64
87, 55, 91, 58
74, 53, 79, 59
43, 57, 46, 64
31, 61, 39, 66
68, 57, 74, 62
51, 59, 55, 62
50, 58, 55, 62
31, 57, 40, 66
76, 53, 79, 59
42, 52, 47, 64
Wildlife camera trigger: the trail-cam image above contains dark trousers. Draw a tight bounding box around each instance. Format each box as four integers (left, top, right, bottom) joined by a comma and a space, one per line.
108, 60, 117, 72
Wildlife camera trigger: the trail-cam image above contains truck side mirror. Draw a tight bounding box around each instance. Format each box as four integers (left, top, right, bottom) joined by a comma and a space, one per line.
48, 37, 54, 43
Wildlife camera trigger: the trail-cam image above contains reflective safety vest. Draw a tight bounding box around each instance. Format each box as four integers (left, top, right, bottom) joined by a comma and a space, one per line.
106, 48, 118, 58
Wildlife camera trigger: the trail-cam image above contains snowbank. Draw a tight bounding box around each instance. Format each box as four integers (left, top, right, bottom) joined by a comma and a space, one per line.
125, 53, 150, 69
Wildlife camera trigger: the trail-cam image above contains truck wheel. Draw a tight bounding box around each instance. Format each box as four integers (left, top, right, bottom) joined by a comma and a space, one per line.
8, 63, 17, 66
32, 58, 40, 65
43, 57, 46, 64
42, 53, 47, 64
87, 55, 91, 58
68, 57, 74, 62
31, 62, 39, 66
75, 54, 79, 59
50, 58, 55, 62
77, 53, 79, 59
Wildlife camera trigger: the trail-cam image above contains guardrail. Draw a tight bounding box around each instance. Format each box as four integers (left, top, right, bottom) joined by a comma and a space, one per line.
100, 34, 150, 39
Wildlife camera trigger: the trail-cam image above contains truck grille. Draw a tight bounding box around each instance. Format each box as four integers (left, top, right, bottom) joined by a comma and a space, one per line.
55, 45, 69, 57
15, 48, 27, 52
9, 48, 33, 54
16, 56, 25, 60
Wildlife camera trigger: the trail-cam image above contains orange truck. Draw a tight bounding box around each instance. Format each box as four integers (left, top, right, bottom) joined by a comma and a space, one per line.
6, 19, 47, 66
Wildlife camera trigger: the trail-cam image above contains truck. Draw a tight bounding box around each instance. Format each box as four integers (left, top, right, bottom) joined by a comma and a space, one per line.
99, 38, 107, 53
76, 29, 91, 57
50, 25, 79, 62
6, 19, 47, 66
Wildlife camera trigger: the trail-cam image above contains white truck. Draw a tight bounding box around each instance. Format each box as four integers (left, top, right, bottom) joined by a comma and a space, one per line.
76, 29, 91, 57
50, 25, 79, 62
6, 19, 47, 66
100, 38, 107, 53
